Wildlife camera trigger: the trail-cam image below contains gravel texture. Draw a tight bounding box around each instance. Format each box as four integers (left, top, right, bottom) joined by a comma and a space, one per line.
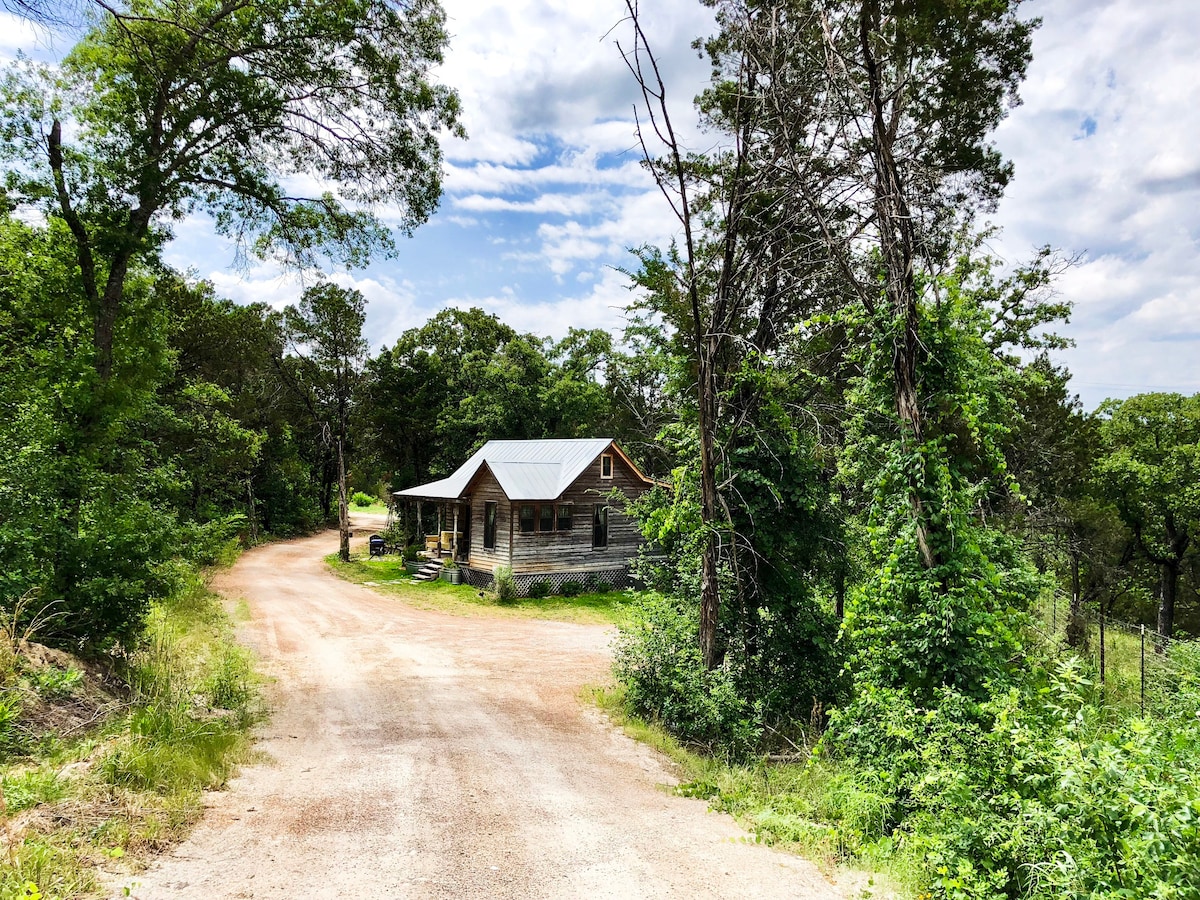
115, 515, 845, 899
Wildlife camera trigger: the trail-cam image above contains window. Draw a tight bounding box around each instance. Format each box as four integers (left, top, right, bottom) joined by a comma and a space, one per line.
600, 453, 613, 479
519, 505, 536, 533
484, 502, 497, 549
592, 504, 608, 550
539, 504, 555, 532
556, 503, 574, 531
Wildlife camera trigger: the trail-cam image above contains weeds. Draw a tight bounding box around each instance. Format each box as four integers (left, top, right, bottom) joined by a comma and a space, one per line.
0, 568, 260, 898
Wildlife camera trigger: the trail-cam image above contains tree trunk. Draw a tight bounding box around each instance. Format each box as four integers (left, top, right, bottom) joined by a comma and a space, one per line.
697, 352, 723, 670
860, 0, 935, 570
338, 436, 350, 562
1157, 561, 1178, 649
1066, 548, 1086, 648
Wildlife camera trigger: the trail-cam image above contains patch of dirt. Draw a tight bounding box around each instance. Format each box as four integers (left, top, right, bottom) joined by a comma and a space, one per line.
113, 512, 849, 899
9, 640, 125, 742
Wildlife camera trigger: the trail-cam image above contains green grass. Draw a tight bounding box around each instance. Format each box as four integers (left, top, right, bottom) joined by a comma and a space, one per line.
326, 552, 638, 626
348, 501, 391, 516
590, 683, 907, 897
0, 571, 262, 898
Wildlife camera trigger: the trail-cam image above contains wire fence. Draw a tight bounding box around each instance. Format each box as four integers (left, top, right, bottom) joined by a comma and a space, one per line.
1033, 594, 1198, 718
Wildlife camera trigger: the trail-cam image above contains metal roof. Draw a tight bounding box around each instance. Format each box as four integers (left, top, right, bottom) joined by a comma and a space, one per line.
393, 438, 618, 502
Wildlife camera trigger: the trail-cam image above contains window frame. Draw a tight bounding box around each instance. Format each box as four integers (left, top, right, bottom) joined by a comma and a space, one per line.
539, 504, 555, 533
600, 453, 614, 479
483, 501, 497, 549
519, 504, 536, 534
556, 503, 574, 531
592, 504, 609, 550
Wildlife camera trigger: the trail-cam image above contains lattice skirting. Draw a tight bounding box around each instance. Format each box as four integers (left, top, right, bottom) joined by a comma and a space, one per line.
461, 566, 634, 596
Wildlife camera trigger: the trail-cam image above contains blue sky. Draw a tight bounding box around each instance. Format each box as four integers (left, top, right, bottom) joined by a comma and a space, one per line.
5, 0, 1199, 411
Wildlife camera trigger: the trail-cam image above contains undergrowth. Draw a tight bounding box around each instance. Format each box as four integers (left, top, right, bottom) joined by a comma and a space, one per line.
0, 567, 261, 899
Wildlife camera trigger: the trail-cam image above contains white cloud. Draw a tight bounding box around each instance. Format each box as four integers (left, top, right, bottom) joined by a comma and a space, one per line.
444, 267, 641, 340
992, 0, 1200, 407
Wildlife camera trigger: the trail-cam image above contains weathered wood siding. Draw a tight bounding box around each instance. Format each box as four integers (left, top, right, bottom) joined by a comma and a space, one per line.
464, 468, 511, 572
506, 452, 650, 574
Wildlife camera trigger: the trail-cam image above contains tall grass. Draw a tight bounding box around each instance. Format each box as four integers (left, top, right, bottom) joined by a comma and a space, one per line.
0, 567, 260, 898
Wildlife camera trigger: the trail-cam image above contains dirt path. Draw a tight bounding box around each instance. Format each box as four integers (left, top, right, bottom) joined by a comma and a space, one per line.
116, 516, 844, 899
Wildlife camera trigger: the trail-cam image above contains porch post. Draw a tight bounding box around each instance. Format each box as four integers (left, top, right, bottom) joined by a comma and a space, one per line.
416, 501, 423, 542
452, 505, 459, 559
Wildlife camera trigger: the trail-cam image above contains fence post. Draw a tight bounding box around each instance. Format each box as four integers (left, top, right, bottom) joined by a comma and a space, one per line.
1140, 624, 1146, 717
1099, 605, 1106, 688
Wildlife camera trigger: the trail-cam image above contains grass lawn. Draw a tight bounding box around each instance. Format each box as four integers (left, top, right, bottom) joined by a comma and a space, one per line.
325, 552, 637, 627
348, 501, 391, 516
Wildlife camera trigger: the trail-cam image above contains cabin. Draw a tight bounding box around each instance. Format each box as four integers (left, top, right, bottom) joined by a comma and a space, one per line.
392, 438, 655, 595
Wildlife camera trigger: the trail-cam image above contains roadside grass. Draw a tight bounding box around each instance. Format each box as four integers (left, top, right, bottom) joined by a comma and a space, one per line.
326, 552, 636, 627
589, 683, 909, 898
0, 569, 262, 899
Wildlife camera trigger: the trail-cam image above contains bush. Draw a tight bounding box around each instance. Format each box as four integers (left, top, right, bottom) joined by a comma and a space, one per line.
558, 579, 584, 597
351, 491, 375, 508
493, 565, 517, 602
614, 592, 760, 756
528, 580, 551, 599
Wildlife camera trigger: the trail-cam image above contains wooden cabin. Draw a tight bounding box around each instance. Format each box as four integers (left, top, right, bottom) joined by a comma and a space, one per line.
393, 438, 655, 594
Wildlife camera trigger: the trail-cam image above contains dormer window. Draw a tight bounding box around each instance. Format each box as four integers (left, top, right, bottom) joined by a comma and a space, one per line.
600, 453, 613, 479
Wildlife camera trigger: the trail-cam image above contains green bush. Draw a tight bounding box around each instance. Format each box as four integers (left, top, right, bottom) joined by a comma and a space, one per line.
558, 580, 584, 597
528, 580, 551, 599
493, 565, 517, 602
614, 592, 760, 756
351, 491, 375, 508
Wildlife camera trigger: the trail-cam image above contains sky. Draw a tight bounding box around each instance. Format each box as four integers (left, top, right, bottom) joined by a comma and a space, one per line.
4, 0, 1199, 411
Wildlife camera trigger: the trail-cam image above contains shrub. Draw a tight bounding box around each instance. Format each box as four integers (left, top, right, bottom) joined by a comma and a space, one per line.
493, 565, 517, 602
528, 580, 551, 599
351, 491, 375, 508
29, 666, 83, 699
558, 579, 584, 597
614, 592, 760, 756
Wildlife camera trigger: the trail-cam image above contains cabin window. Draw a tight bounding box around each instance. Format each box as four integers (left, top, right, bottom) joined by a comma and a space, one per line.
539, 504, 555, 532
592, 504, 609, 549
484, 502, 497, 549
519, 504, 536, 533
557, 504, 574, 531
600, 453, 614, 479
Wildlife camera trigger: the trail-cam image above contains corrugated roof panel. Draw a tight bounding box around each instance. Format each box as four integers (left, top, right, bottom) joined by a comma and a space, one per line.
392, 437, 616, 501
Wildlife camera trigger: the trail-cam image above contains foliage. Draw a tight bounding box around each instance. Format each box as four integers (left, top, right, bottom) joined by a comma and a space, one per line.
0, 566, 258, 898
492, 565, 517, 603
557, 580, 584, 598
527, 580, 551, 599
614, 592, 761, 757
351, 491, 375, 508
1095, 392, 1200, 638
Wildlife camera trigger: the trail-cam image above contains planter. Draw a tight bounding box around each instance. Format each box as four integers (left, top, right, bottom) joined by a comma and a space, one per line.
403, 559, 422, 575
441, 567, 463, 585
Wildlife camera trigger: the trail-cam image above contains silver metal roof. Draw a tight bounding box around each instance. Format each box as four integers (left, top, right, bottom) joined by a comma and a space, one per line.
393, 438, 617, 502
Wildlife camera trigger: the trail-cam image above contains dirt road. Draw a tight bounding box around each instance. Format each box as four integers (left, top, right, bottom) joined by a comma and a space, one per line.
118, 516, 844, 899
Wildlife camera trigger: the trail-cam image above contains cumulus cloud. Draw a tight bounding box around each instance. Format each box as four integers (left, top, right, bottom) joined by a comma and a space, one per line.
992, 0, 1200, 406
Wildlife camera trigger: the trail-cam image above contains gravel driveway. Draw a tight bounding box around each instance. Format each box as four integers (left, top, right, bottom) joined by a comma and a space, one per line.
117, 515, 844, 899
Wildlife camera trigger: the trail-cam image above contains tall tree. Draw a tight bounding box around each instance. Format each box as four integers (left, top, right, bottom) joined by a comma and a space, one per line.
1096, 393, 1200, 642
284, 283, 369, 562
0, 0, 461, 387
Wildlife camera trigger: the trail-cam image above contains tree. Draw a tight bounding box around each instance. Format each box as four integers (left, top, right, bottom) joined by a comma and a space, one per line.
1096, 393, 1200, 642
284, 283, 369, 562
0, 0, 462, 387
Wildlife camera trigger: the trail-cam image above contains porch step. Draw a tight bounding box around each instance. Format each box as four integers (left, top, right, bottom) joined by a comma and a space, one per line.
411, 561, 444, 582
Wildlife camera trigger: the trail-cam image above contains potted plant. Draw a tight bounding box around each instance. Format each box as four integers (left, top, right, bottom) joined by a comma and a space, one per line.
441, 558, 463, 585
402, 544, 422, 574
